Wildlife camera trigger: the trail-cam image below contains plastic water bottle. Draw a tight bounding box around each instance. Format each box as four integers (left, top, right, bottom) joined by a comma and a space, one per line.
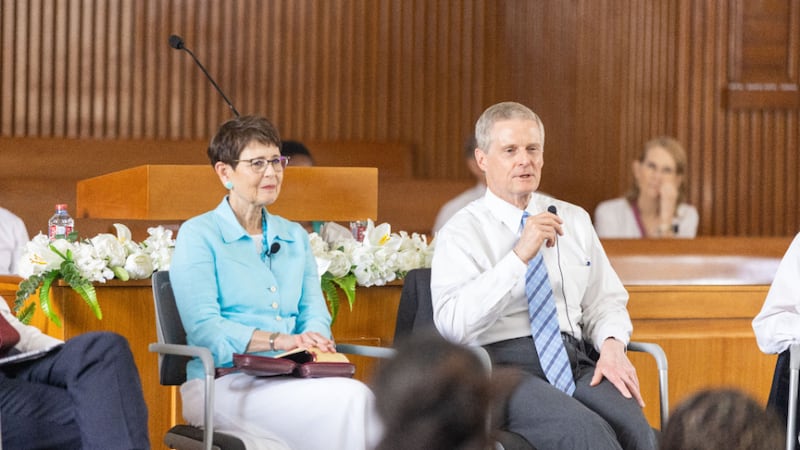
48, 203, 74, 240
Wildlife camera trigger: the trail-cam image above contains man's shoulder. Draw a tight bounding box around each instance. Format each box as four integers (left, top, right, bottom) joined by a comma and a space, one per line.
452, 197, 491, 222
595, 197, 628, 211
437, 198, 491, 236
534, 195, 591, 220
0, 207, 24, 225
445, 184, 485, 207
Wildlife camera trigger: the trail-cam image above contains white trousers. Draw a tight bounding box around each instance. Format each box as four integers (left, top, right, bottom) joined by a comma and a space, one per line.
181, 373, 383, 450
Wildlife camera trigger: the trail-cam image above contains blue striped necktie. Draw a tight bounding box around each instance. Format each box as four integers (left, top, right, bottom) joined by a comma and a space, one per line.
522, 211, 576, 395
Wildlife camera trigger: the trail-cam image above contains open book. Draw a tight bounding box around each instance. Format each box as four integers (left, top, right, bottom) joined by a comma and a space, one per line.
232, 347, 355, 378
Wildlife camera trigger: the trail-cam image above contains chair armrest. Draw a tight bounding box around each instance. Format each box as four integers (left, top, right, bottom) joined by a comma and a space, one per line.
627, 342, 667, 371
148, 342, 216, 378
628, 341, 669, 430
337, 343, 396, 359
469, 346, 493, 374
148, 342, 216, 450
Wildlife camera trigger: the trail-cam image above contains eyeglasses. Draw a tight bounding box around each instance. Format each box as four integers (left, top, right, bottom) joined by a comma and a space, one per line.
233, 156, 291, 173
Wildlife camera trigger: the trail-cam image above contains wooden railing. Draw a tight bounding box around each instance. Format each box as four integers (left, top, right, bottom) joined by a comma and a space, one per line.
603, 237, 792, 425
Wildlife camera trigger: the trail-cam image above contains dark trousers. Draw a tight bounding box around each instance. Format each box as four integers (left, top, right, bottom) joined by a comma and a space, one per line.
768, 348, 798, 438
484, 335, 657, 450
0, 332, 149, 450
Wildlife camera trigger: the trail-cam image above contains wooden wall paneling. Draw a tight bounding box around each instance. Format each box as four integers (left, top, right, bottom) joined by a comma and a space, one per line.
774, 114, 787, 234
373, 0, 392, 145
684, 1, 705, 233
27, 0, 42, 136
13, 0, 28, 134
9, 1, 22, 132
765, 112, 779, 235
706, 1, 724, 237
116, 1, 133, 137
3, 1, 800, 235
129, 0, 145, 138
420, 0, 439, 177
620, 0, 637, 192
748, 111, 761, 236
0, 0, 10, 134
674, 0, 691, 198
736, 111, 750, 234
790, 113, 800, 234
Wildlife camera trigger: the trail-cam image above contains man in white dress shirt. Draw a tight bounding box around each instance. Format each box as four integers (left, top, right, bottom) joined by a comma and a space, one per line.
753, 231, 800, 436
431, 101, 655, 449
0, 207, 29, 275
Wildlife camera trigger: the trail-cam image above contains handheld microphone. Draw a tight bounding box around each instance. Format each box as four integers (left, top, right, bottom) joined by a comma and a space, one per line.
268, 242, 281, 256
168, 34, 241, 117
547, 205, 557, 215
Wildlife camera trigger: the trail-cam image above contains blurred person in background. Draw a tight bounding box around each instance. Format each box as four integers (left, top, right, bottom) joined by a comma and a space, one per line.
0, 207, 29, 275
433, 135, 486, 234
594, 137, 698, 239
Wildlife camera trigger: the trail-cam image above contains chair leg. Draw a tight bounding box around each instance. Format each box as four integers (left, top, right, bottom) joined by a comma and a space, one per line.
787, 344, 800, 450
627, 341, 669, 430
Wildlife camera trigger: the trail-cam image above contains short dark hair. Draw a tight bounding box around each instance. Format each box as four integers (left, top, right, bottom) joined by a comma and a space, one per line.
281, 140, 314, 163
661, 388, 784, 450
463, 134, 478, 160
207, 115, 281, 168
372, 332, 492, 450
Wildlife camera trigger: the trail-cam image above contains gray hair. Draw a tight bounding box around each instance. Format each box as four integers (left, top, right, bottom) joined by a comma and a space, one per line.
474, 101, 545, 152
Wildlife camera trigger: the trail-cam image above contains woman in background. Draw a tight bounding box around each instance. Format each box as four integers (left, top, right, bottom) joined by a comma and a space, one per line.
594, 136, 698, 238
169, 115, 381, 450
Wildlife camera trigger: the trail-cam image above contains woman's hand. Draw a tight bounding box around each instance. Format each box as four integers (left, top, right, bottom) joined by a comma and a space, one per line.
292, 331, 336, 353
248, 330, 336, 353
658, 181, 678, 223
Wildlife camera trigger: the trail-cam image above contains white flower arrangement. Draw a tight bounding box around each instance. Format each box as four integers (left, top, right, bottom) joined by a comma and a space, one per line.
14, 219, 431, 326
309, 220, 434, 322
15, 224, 175, 326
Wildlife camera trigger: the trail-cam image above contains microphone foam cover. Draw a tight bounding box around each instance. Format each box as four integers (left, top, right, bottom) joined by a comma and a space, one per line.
168, 34, 184, 50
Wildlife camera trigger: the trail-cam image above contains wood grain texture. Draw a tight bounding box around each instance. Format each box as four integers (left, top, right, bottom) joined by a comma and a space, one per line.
1, 0, 799, 236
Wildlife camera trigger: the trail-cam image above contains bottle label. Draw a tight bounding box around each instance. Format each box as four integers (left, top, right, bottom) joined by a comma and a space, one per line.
49, 224, 73, 240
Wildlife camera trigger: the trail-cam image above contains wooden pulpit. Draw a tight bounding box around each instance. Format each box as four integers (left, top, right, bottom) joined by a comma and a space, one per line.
76, 164, 378, 221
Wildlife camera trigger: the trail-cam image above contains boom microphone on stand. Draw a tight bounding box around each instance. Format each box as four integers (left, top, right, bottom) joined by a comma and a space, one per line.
168, 34, 240, 118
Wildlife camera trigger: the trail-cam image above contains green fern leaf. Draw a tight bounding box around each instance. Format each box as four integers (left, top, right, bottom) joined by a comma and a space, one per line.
330, 274, 357, 311
320, 274, 341, 324
39, 271, 62, 328
71, 282, 102, 320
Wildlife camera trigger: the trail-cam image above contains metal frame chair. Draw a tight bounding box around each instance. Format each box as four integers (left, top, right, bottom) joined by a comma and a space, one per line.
787, 343, 800, 450
396, 267, 670, 446
148, 270, 392, 450
148, 270, 245, 450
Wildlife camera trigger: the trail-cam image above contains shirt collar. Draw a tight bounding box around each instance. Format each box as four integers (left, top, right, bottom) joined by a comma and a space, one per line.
214, 197, 296, 245
483, 189, 554, 235
484, 189, 530, 235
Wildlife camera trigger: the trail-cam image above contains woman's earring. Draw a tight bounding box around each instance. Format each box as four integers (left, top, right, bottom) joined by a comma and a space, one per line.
224, 180, 234, 190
